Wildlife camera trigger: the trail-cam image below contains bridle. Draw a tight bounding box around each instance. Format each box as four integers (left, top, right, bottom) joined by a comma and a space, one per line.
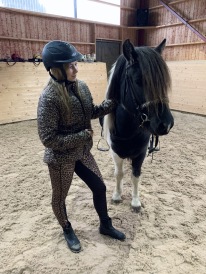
121, 62, 157, 128
120, 62, 165, 155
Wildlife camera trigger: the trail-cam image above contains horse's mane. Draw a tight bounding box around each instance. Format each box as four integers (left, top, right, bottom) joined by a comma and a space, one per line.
106, 46, 171, 104
106, 55, 126, 100
135, 46, 171, 103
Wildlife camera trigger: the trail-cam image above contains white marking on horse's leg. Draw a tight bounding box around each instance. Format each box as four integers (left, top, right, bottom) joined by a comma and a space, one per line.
103, 114, 113, 147
103, 112, 124, 202
131, 174, 141, 208
111, 151, 124, 202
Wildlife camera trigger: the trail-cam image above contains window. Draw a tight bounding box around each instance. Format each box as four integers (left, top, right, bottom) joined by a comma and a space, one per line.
39, 0, 74, 17
0, 0, 120, 25
77, 0, 120, 25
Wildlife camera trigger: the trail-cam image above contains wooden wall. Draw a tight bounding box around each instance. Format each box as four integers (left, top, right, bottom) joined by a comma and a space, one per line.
121, 0, 140, 26
168, 60, 206, 115
139, 0, 206, 116
1, 1, 205, 62
0, 0, 206, 123
143, 0, 206, 61
0, 2, 138, 61
1, 60, 205, 124
0, 2, 139, 124
0, 62, 107, 124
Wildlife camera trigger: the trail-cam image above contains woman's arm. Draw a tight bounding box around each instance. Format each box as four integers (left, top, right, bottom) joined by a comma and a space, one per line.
91, 99, 117, 119
37, 94, 90, 151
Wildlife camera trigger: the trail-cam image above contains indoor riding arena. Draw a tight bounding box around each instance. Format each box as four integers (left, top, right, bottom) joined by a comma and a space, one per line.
0, 1, 206, 273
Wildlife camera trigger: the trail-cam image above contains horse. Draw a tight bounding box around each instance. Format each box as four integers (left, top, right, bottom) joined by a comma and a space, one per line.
101, 38, 174, 212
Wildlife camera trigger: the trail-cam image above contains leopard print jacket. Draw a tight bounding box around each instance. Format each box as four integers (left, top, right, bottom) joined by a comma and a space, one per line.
37, 79, 116, 164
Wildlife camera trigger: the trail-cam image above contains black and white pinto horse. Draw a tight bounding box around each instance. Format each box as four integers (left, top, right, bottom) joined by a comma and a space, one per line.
101, 39, 174, 212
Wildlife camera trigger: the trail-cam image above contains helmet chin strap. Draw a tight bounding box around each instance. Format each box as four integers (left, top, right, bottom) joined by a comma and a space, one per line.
49, 67, 74, 86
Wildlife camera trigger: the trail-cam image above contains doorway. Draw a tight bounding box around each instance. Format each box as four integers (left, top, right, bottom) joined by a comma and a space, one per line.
96, 40, 121, 78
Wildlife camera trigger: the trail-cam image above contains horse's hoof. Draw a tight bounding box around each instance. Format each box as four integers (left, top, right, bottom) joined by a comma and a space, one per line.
131, 206, 141, 213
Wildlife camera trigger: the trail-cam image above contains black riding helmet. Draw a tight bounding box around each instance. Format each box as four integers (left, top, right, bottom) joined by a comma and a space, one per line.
42, 40, 83, 71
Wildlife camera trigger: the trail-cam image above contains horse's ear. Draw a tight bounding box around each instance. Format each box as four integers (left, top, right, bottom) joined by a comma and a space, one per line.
123, 39, 137, 63
155, 39, 166, 54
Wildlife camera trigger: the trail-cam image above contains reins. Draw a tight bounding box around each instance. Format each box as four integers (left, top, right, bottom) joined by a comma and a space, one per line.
148, 134, 160, 153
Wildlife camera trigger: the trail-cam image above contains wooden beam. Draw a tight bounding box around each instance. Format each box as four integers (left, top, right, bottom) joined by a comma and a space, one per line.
151, 41, 205, 47
127, 26, 158, 30
96, 38, 122, 42
166, 41, 206, 47
159, 0, 206, 43
0, 36, 95, 45
150, 0, 188, 10
128, 18, 206, 30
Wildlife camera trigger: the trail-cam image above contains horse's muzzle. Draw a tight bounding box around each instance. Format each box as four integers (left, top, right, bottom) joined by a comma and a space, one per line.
156, 119, 174, 135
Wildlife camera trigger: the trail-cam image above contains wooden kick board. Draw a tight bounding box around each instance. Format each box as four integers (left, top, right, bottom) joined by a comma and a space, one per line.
167, 60, 206, 116
0, 62, 107, 124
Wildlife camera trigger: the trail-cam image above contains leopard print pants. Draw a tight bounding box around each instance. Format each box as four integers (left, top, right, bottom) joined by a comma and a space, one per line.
48, 152, 109, 228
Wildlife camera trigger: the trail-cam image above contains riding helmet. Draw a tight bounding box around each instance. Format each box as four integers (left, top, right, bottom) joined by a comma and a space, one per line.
42, 40, 83, 71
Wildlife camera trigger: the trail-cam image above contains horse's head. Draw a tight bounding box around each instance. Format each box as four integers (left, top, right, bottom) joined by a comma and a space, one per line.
121, 39, 174, 136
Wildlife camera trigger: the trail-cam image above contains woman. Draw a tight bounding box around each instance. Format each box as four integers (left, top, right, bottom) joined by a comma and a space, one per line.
37, 40, 125, 253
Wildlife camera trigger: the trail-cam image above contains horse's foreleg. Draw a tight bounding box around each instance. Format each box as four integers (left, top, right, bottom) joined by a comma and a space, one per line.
131, 154, 145, 211
111, 151, 124, 202
131, 174, 141, 211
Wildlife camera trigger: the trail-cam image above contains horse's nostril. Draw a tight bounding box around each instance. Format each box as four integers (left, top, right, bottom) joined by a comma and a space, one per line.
158, 122, 169, 135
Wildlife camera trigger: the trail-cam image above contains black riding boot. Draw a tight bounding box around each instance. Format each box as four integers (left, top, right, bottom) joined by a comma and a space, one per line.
99, 218, 126, 241
63, 223, 81, 253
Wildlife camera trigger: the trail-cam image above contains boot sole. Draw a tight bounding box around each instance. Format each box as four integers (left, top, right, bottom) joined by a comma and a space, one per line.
69, 247, 82, 253
99, 230, 126, 241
